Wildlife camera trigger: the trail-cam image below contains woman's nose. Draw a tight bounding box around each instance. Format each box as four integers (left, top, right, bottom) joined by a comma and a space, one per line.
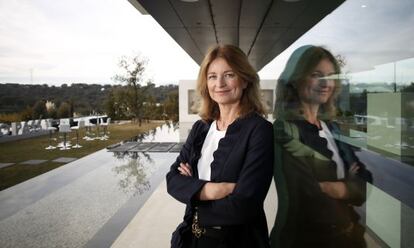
318, 77, 331, 87
217, 76, 226, 87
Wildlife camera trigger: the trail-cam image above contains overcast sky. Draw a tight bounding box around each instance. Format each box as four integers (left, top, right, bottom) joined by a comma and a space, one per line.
0, 0, 413, 86
0, 0, 199, 85
259, 0, 414, 85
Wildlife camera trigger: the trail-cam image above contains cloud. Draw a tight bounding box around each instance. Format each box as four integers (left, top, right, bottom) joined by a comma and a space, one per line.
0, 0, 199, 85
259, 0, 414, 84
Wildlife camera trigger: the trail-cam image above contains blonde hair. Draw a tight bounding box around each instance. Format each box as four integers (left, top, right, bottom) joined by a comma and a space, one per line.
197, 44, 265, 121
274, 45, 341, 120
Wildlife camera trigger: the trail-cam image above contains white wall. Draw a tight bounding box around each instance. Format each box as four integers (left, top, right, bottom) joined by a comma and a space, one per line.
178, 79, 277, 142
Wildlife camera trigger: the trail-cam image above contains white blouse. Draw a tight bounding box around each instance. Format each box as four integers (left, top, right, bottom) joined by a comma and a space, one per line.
197, 121, 226, 180
319, 121, 345, 179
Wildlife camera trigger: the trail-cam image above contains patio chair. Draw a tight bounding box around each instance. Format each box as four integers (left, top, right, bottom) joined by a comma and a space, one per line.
58, 119, 71, 150
71, 120, 85, 148
18, 121, 29, 135
33, 119, 42, 131
99, 117, 111, 140
83, 117, 96, 141
45, 119, 57, 150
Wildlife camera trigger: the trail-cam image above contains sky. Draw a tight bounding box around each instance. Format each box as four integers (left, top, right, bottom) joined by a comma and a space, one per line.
259, 0, 414, 85
0, 0, 199, 86
0, 0, 414, 86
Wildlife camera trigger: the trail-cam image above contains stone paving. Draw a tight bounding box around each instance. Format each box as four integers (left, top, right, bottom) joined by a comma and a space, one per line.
0, 163, 15, 169
0, 157, 78, 169
20, 159, 48, 165
111, 180, 278, 248
0, 149, 177, 248
107, 142, 184, 153
52, 157, 77, 163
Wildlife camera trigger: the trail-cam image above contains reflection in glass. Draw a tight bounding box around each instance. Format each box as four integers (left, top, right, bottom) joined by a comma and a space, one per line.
271, 45, 372, 248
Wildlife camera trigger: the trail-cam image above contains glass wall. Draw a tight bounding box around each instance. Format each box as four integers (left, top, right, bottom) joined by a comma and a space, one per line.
265, 0, 414, 247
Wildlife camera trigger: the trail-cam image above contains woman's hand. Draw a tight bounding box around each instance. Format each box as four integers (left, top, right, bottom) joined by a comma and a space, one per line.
319, 181, 348, 199
199, 182, 236, 200
177, 162, 192, 177
319, 163, 361, 199
177, 162, 236, 200
349, 162, 360, 175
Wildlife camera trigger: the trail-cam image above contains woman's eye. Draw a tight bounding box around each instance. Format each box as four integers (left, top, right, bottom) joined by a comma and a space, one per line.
208, 75, 217, 80
224, 73, 235, 79
310, 72, 323, 79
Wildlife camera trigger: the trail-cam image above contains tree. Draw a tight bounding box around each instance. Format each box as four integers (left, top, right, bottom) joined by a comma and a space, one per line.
143, 95, 163, 121
163, 90, 179, 122
401, 82, 414, 92
57, 102, 72, 118
20, 106, 33, 121
105, 87, 129, 120
112, 54, 150, 126
46, 101, 57, 119
105, 90, 117, 119
32, 100, 47, 119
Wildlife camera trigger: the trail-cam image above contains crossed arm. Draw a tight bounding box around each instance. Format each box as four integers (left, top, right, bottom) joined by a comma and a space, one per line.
318, 162, 360, 199
178, 162, 235, 200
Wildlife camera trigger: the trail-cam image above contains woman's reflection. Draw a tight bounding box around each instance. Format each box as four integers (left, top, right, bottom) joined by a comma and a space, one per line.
270, 45, 373, 248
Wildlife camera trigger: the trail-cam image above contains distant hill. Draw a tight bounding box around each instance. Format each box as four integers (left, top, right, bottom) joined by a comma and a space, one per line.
0, 83, 178, 115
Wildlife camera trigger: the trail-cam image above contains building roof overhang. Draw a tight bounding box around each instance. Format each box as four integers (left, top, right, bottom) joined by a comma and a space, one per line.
129, 0, 345, 70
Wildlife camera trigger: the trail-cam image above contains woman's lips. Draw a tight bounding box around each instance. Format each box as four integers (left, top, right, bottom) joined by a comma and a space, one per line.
314, 89, 330, 94
215, 90, 230, 94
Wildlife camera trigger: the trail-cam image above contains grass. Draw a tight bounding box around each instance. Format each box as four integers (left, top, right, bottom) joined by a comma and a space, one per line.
0, 121, 162, 191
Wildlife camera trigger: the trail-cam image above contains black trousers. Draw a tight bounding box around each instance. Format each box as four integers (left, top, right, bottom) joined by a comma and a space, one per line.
190, 234, 226, 248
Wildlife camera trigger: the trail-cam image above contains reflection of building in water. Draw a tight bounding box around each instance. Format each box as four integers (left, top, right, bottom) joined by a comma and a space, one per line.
178, 79, 276, 142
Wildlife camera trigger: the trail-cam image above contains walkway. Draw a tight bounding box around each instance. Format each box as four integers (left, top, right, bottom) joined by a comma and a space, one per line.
111, 180, 277, 248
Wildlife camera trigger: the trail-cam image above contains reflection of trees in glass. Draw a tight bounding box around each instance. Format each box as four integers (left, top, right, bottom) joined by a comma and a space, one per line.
112, 151, 155, 195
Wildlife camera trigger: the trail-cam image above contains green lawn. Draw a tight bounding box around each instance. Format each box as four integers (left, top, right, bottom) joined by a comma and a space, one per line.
0, 121, 162, 191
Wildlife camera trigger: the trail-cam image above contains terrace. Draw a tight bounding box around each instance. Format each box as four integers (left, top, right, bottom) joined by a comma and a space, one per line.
0, 122, 278, 247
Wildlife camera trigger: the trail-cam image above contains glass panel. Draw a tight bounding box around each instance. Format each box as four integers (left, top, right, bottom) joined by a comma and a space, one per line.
265, 0, 414, 247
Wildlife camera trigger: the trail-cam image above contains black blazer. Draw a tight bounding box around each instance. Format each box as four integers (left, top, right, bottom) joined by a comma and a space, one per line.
166, 113, 273, 248
270, 120, 372, 248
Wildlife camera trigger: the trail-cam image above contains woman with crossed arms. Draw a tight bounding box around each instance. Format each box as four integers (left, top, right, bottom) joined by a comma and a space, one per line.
166, 44, 273, 248
270, 45, 372, 248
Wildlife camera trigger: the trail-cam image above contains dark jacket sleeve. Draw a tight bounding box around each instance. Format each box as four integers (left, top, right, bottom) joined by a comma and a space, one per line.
166, 121, 208, 206
330, 122, 373, 206
338, 142, 373, 206
198, 120, 274, 226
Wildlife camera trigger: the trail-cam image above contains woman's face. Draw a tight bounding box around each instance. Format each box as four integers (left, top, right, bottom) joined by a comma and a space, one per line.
207, 57, 247, 107
298, 58, 336, 106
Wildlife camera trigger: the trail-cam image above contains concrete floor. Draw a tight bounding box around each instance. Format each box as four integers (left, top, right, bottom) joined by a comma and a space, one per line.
110, 178, 383, 248
111, 180, 278, 248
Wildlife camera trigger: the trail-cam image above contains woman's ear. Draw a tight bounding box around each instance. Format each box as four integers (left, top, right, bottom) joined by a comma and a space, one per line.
242, 81, 248, 89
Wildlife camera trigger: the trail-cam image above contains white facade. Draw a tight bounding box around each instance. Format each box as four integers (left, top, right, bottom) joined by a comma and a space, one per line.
178, 79, 277, 142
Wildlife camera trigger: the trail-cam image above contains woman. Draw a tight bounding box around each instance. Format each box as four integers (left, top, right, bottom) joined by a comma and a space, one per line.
270, 45, 372, 248
166, 44, 273, 248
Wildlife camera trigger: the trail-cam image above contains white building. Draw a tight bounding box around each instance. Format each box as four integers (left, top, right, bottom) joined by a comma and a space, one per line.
178, 79, 276, 142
